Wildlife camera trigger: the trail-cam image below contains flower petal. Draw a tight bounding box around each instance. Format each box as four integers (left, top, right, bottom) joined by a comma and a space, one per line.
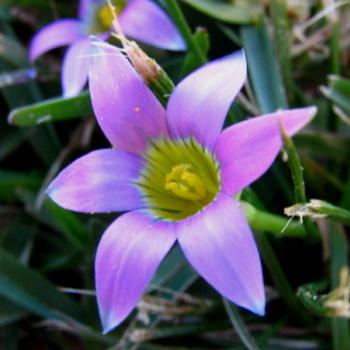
167, 51, 247, 151
79, 0, 99, 20
62, 39, 90, 97
95, 211, 176, 332
47, 149, 145, 213
89, 41, 168, 153
29, 19, 85, 61
177, 193, 265, 315
215, 107, 317, 195
120, 0, 185, 51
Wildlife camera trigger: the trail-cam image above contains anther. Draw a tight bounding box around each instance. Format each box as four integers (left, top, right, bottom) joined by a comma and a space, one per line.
165, 164, 207, 201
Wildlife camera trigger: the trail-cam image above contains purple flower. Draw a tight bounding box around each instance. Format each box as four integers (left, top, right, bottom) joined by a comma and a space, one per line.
47, 42, 316, 333
29, 0, 185, 97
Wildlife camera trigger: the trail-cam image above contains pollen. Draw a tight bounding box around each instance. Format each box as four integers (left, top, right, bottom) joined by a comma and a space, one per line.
98, 1, 126, 29
165, 164, 207, 201
98, 5, 114, 29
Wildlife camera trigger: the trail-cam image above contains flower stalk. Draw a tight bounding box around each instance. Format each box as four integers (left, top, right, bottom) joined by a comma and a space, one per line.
280, 122, 320, 240
162, 0, 207, 64
242, 201, 307, 238
107, 1, 174, 105
285, 199, 350, 226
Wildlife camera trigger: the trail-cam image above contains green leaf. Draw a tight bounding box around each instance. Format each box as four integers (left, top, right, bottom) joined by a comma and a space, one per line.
322, 76, 350, 117
294, 131, 350, 163
330, 223, 350, 350
270, 0, 294, 101
0, 247, 81, 320
8, 91, 92, 126
296, 280, 329, 316
16, 190, 87, 251
0, 296, 26, 326
0, 32, 28, 68
223, 299, 259, 350
0, 170, 41, 201
152, 246, 197, 291
0, 129, 29, 162
241, 19, 288, 113
45, 199, 88, 250
181, 0, 261, 24
180, 28, 210, 76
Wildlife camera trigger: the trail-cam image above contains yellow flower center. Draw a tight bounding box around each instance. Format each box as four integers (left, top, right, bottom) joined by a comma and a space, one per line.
98, 1, 126, 29
98, 5, 114, 29
137, 138, 220, 221
165, 164, 207, 201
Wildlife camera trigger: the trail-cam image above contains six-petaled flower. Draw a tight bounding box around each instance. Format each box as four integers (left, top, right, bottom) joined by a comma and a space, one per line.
29, 0, 185, 97
47, 42, 316, 333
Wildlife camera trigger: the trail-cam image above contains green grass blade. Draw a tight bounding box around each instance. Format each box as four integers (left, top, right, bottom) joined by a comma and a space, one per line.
8, 91, 92, 126
0, 170, 41, 201
0, 247, 82, 320
0, 296, 27, 326
181, 0, 261, 24
223, 299, 260, 350
270, 0, 294, 101
329, 223, 350, 350
241, 19, 288, 113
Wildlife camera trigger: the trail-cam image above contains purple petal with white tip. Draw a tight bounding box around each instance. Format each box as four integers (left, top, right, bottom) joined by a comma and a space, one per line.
120, 0, 185, 51
89, 41, 168, 153
177, 193, 265, 315
167, 51, 247, 150
29, 19, 85, 62
62, 39, 90, 97
47, 149, 145, 213
95, 211, 176, 333
215, 107, 317, 195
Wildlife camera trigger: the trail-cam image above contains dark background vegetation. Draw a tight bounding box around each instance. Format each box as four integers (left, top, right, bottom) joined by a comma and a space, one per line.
1, 0, 350, 349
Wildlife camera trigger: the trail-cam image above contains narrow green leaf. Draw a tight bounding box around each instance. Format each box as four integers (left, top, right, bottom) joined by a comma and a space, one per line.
0, 170, 41, 201
0, 32, 28, 67
180, 28, 210, 76
8, 91, 92, 126
322, 86, 350, 115
0, 247, 81, 320
45, 199, 88, 250
223, 299, 259, 350
163, 0, 206, 64
1, 222, 35, 261
241, 19, 288, 113
0, 30, 61, 166
242, 189, 310, 321
16, 190, 87, 251
270, 0, 294, 101
0, 296, 26, 326
329, 75, 350, 95
294, 131, 350, 163
181, 0, 261, 24
296, 280, 329, 316
152, 246, 197, 292
330, 223, 350, 350
0, 129, 29, 162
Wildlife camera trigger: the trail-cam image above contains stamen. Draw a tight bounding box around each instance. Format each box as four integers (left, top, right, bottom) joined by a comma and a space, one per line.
98, 5, 114, 29
165, 164, 207, 201
98, 1, 126, 29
